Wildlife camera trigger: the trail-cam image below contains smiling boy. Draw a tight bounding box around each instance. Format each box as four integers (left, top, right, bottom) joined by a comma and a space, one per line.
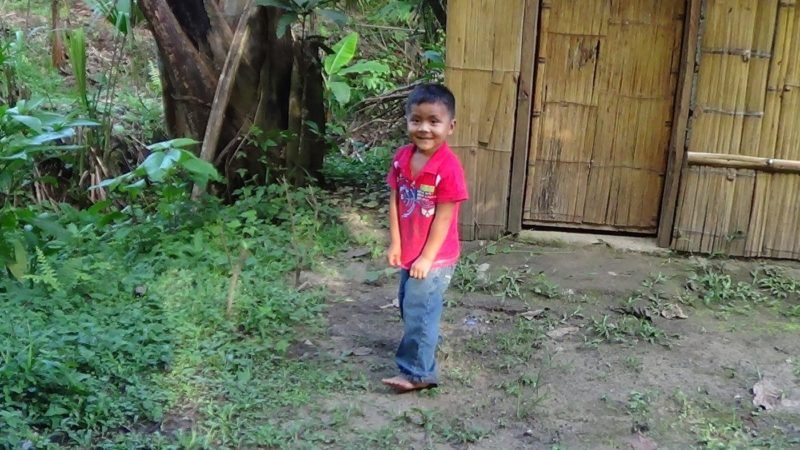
381, 83, 469, 393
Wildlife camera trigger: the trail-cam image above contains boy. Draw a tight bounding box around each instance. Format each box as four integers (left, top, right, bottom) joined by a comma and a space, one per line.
381, 83, 468, 393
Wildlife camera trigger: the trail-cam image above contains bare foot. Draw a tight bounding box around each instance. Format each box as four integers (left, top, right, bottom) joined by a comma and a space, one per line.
381, 376, 432, 393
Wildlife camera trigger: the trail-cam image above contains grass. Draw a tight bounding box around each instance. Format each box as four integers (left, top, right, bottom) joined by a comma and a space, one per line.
0, 185, 360, 448
588, 314, 668, 346
399, 407, 489, 446
670, 389, 800, 449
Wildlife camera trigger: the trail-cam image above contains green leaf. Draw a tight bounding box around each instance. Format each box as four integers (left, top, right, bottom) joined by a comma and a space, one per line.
277, 12, 298, 37
30, 217, 72, 242
146, 138, 198, 151
324, 32, 358, 76
178, 150, 221, 180
7, 239, 28, 280
140, 152, 167, 181
25, 128, 76, 145
10, 115, 43, 132
67, 29, 89, 111
327, 81, 351, 105
255, 0, 295, 9
338, 60, 390, 75
63, 118, 100, 127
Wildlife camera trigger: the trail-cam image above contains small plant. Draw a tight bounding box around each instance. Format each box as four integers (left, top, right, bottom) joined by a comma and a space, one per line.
589, 315, 667, 345
752, 266, 800, 299
529, 272, 561, 299
452, 253, 481, 293
494, 267, 524, 299
624, 355, 643, 373
497, 370, 548, 420
96, 138, 220, 196
688, 264, 765, 306
627, 390, 658, 432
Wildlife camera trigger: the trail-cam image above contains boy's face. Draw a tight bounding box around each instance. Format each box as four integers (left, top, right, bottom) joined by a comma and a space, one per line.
407, 101, 455, 155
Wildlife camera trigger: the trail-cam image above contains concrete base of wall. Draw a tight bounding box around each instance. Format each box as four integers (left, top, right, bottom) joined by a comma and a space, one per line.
517, 230, 671, 256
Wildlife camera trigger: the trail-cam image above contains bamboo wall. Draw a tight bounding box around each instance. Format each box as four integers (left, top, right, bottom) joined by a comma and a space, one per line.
445, 0, 527, 240
672, 0, 800, 258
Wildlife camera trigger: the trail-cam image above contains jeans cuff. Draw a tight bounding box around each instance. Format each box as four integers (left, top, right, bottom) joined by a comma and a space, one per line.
399, 370, 438, 385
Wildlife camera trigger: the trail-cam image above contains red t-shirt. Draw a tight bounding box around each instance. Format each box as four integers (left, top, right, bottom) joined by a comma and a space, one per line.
386, 142, 469, 270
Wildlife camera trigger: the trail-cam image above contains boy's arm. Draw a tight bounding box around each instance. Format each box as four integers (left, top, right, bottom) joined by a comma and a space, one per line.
409, 202, 456, 279
387, 189, 402, 267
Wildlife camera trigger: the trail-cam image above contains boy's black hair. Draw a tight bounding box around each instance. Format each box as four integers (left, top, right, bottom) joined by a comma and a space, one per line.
405, 83, 456, 119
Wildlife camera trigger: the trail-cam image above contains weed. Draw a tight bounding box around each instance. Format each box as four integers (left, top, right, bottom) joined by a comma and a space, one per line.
400, 407, 489, 446
670, 389, 796, 449
497, 369, 548, 420
753, 265, 800, 298
589, 315, 668, 345
452, 252, 481, 293
626, 390, 659, 433
495, 267, 524, 299
529, 271, 561, 299
495, 318, 546, 367
688, 264, 765, 306
624, 355, 643, 373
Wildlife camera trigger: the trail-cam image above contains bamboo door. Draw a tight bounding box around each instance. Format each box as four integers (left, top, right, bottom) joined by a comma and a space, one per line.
523, 0, 685, 233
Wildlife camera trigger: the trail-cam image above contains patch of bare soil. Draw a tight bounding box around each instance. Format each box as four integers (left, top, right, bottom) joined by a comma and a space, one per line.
313, 242, 800, 449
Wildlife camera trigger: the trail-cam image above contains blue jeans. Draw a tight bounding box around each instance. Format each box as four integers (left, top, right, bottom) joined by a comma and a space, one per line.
395, 265, 454, 384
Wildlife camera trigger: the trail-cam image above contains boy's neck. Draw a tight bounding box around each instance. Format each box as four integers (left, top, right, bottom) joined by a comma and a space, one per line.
414, 142, 448, 158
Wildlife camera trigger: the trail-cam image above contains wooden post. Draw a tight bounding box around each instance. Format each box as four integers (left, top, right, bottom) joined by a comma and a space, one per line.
506, 0, 540, 234
656, 0, 702, 247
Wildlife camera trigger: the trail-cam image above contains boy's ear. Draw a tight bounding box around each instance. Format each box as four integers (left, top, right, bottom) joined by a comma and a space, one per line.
448, 119, 456, 135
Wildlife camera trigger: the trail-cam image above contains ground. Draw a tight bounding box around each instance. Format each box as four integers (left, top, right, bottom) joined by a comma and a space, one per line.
294, 225, 800, 449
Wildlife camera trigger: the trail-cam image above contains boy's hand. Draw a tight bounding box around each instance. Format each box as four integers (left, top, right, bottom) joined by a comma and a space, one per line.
387, 243, 402, 267
410, 256, 433, 279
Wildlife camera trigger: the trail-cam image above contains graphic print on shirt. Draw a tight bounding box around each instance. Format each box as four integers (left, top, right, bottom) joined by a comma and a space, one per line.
395, 161, 439, 219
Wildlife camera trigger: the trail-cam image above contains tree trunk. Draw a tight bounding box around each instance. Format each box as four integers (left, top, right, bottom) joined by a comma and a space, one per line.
285, 39, 325, 186
138, 0, 325, 191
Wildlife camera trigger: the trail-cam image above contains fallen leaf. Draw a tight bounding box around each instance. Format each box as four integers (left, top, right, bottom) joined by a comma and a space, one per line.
546, 326, 579, 339
352, 347, 373, 356
343, 247, 372, 259
753, 379, 781, 410
660, 304, 688, 320
629, 432, 657, 450
519, 309, 546, 320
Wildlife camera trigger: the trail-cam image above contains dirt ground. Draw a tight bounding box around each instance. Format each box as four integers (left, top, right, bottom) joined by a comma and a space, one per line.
306, 237, 800, 450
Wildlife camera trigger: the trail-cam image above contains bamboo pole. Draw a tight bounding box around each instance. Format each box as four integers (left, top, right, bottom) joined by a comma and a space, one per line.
192, 0, 256, 199
687, 151, 800, 172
